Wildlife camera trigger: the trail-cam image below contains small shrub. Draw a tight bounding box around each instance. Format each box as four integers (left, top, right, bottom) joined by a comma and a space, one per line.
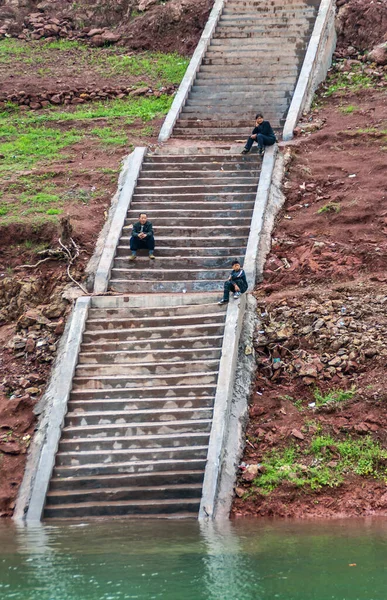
317, 202, 341, 214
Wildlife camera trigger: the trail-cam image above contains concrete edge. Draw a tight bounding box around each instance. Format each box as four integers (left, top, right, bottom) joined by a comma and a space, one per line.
14, 297, 91, 524
243, 145, 278, 288
157, 0, 225, 143
199, 147, 277, 520
282, 0, 337, 141
199, 295, 246, 520
93, 147, 147, 294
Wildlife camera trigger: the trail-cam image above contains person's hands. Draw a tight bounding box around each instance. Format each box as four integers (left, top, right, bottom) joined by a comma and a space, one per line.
234, 285, 240, 292
251, 134, 257, 139
139, 232, 146, 239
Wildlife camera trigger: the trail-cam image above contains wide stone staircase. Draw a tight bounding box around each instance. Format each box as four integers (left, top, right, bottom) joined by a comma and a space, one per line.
110, 152, 260, 293
44, 296, 227, 519
173, 0, 320, 139
40, 0, 322, 520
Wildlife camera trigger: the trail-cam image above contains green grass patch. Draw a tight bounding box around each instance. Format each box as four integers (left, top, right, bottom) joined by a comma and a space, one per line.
0, 125, 82, 173
91, 127, 128, 146
313, 387, 356, 408
250, 434, 387, 497
318, 202, 341, 215
104, 51, 189, 84
323, 67, 373, 97
339, 104, 358, 114
0, 96, 173, 126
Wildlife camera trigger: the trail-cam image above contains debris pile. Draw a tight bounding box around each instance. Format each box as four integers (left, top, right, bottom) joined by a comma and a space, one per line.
255, 291, 387, 387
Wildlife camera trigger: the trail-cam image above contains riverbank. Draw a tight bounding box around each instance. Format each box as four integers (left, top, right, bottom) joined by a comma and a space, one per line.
232, 57, 387, 518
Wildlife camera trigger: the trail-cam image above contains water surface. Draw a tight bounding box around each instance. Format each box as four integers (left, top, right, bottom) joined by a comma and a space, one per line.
0, 518, 386, 599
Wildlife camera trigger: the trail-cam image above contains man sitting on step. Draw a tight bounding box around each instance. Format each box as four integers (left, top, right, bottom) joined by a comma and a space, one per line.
218, 260, 248, 305
242, 113, 276, 157
129, 212, 155, 261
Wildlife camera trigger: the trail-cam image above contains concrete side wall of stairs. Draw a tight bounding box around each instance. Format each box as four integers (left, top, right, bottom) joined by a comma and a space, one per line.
15, 0, 337, 522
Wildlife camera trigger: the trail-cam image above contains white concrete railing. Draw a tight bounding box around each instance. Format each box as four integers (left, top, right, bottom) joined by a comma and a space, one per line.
158, 0, 225, 143
94, 147, 147, 294
15, 297, 91, 523
283, 0, 337, 141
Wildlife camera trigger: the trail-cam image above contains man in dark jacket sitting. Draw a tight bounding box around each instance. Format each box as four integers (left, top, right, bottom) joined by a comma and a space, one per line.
129, 212, 155, 260
242, 113, 276, 156
218, 260, 248, 304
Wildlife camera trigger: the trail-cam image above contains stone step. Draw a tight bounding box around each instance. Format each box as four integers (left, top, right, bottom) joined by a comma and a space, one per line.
80, 335, 224, 355
131, 193, 257, 203
82, 320, 226, 343
59, 432, 210, 452
71, 371, 219, 391
116, 245, 246, 258
46, 483, 204, 505
134, 182, 257, 194
144, 154, 258, 163
52, 457, 206, 478
44, 497, 201, 519
56, 445, 209, 466
87, 302, 225, 320
75, 358, 220, 377
48, 470, 205, 491
122, 224, 251, 237
65, 406, 214, 427
126, 208, 254, 219
124, 218, 252, 230
109, 280, 224, 294
119, 235, 248, 248
141, 162, 259, 171
69, 383, 216, 400
85, 311, 226, 331
110, 267, 230, 282
114, 255, 244, 270
136, 176, 257, 187
62, 419, 213, 440
67, 396, 215, 412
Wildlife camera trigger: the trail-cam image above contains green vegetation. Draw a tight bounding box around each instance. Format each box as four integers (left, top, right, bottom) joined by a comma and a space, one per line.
339, 104, 358, 114
250, 435, 387, 496
104, 52, 189, 84
313, 387, 356, 408
318, 202, 341, 214
0, 39, 189, 85
323, 66, 374, 97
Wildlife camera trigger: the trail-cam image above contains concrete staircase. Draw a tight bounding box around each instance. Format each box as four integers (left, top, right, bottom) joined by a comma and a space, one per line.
109, 152, 260, 293
40, 0, 322, 521
174, 0, 320, 139
44, 296, 226, 519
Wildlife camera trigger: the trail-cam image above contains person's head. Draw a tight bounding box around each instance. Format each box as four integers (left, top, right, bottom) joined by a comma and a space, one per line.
139, 213, 147, 225
255, 113, 264, 126
232, 260, 241, 271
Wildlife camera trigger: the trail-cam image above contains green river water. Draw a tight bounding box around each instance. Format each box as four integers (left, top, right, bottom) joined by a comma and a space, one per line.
0, 519, 386, 599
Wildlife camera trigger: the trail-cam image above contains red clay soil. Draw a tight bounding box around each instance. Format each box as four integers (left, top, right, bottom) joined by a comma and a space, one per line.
336, 0, 387, 53
231, 86, 387, 520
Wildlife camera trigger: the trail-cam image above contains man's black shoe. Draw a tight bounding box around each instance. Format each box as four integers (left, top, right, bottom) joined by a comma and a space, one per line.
218, 299, 228, 305
241, 149, 249, 154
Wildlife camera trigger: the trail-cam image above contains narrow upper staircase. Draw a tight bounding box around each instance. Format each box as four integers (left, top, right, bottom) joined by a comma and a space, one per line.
174, 0, 320, 139
40, 0, 322, 520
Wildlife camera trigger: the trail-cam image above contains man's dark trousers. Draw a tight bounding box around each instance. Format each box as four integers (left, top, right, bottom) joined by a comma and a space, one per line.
130, 235, 155, 253
245, 134, 275, 152
223, 281, 239, 302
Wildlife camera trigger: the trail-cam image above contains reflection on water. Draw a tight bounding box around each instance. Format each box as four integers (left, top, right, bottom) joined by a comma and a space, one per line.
0, 518, 387, 599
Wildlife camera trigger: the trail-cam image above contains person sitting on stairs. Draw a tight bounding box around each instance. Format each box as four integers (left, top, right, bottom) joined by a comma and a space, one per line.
242, 113, 276, 156
129, 212, 155, 260
218, 260, 248, 305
